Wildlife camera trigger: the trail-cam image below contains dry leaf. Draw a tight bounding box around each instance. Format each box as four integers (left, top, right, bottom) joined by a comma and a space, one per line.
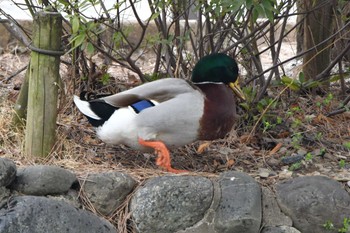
240, 134, 255, 143
197, 142, 211, 154
269, 142, 283, 155
226, 159, 235, 168
277, 131, 290, 138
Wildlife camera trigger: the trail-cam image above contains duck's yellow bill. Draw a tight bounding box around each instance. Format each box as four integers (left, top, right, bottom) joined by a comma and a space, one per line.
229, 79, 245, 100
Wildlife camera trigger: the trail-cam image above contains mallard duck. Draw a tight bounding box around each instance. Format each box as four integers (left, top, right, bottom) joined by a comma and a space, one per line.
74, 53, 245, 173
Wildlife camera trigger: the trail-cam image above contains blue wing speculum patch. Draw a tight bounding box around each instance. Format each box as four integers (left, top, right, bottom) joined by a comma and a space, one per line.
130, 100, 155, 113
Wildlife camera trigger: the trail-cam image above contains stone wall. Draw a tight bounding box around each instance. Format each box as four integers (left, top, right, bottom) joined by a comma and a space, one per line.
1, 157, 349, 233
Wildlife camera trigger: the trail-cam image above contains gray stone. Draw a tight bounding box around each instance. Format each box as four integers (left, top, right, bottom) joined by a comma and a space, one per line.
0, 187, 10, 206
281, 154, 304, 165
262, 187, 292, 227
82, 172, 137, 215
0, 196, 117, 233
48, 189, 82, 209
0, 158, 16, 187
10, 165, 77, 195
176, 181, 221, 233
262, 226, 301, 233
130, 175, 213, 233
276, 176, 350, 233
214, 171, 261, 233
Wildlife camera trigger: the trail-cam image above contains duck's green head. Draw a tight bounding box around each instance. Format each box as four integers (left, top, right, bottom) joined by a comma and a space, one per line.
191, 53, 245, 100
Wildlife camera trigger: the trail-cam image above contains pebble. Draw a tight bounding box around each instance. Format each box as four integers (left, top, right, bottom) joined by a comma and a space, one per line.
281, 154, 304, 165
259, 168, 271, 178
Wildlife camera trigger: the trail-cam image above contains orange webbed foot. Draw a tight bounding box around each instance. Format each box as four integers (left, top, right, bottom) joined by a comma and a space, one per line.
138, 138, 187, 174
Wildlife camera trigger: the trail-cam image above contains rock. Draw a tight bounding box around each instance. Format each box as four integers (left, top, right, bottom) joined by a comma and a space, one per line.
262, 226, 301, 233
281, 154, 304, 165
0, 187, 11, 205
261, 187, 292, 227
276, 176, 350, 233
48, 189, 82, 209
259, 168, 273, 178
278, 168, 293, 180
82, 172, 137, 215
0, 158, 16, 187
0, 196, 116, 233
332, 171, 350, 181
130, 175, 213, 233
267, 157, 280, 167
214, 171, 261, 233
296, 149, 307, 156
10, 165, 77, 195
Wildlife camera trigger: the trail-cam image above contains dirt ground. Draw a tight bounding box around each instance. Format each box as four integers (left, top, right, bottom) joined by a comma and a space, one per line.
0, 50, 349, 191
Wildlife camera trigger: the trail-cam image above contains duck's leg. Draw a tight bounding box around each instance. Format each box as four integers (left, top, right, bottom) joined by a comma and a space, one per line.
138, 138, 187, 173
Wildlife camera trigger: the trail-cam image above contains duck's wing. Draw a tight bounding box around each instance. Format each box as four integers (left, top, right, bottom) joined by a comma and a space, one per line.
102, 78, 194, 107
73, 78, 198, 125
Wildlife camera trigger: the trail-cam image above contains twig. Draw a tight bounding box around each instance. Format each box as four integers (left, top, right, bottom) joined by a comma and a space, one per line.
244, 20, 350, 86
5, 65, 28, 82
326, 95, 350, 117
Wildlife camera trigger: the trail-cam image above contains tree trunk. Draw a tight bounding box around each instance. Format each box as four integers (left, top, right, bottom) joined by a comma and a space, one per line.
302, 0, 336, 94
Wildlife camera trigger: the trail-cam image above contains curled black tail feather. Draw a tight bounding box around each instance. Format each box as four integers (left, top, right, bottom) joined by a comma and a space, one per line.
78, 91, 117, 127
80, 91, 113, 101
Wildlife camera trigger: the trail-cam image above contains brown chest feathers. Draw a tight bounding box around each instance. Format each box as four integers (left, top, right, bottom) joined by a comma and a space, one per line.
197, 83, 237, 140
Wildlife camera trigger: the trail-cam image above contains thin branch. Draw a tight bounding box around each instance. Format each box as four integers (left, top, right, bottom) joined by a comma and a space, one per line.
244, 20, 350, 86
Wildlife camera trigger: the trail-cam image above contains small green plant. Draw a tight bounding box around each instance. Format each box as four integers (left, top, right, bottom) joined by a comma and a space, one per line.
323, 93, 334, 105
338, 217, 350, 233
316, 93, 334, 110
291, 118, 302, 128
339, 159, 346, 169
315, 132, 323, 141
289, 161, 302, 171
239, 86, 281, 133
305, 152, 313, 161
291, 132, 303, 149
344, 142, 350, 150
286, 105, 302, 117
100, 73, 111, 85
318, 148, 327, 157
323, 217, 350, 232
263, 120, 272, 133
323, 220, 335, 230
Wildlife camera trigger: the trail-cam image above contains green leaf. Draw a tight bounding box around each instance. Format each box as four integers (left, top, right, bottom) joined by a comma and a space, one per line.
304, 80, 321, 89
239, 102, 250, 111
67, 33, 86, 53
245, 0, 253, 8
72, 33, 86, 47
72, 15, 80, 34
262, 0, 275, 21
255, 4, 265, 18
86, 42, 95, 55
150, 12, 160, 21
252, 7, 260, 22
298, 72, 305, 83
281, 76, 300, 91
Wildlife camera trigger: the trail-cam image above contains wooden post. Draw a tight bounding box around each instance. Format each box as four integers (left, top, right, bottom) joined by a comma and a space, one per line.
12, 67, 30, 126
25, 12, 62, 157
